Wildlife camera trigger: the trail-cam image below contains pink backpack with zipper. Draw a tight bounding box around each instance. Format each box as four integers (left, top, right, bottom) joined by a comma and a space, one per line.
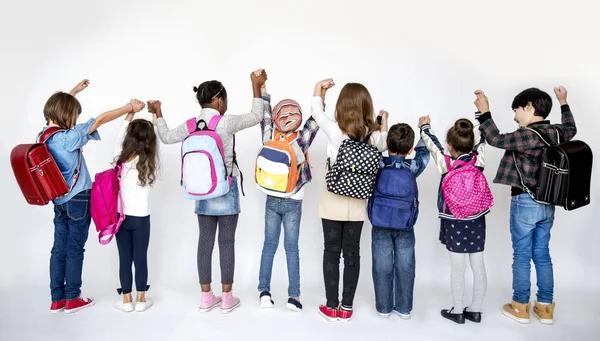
441, 154, 494, 219
90, 163, 124, 245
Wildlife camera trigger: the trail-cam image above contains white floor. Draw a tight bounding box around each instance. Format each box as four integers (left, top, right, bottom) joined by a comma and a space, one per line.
2, 284, 598, 341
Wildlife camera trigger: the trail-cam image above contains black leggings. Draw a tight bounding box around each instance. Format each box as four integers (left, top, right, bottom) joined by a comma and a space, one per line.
322, 219, 364, 308
116, 215, 151, 294
197, 214, 239, 285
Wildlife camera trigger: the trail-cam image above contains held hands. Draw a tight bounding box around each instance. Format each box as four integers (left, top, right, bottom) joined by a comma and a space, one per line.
129, 99, 145, 113
473, 90, 489, 113
251, 69, 268, 88
147, 100, 162, 114
70, 79, 90, 96
418, 115, 431, 128
554, 86, 568, 105
252, 69, 267, 94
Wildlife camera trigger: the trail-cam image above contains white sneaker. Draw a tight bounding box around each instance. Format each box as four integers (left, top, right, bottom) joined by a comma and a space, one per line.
259, 291, 274, 309
135, 299, 154, 312
378, 311, 391, 318
114, 300, 134, 312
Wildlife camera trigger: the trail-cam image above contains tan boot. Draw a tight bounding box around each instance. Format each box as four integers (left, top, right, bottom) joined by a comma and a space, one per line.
502, 300, 531, 324
533, 301, 555, 325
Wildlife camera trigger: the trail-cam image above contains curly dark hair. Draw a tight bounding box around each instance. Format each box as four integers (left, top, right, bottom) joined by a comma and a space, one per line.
116, 119, 159, 186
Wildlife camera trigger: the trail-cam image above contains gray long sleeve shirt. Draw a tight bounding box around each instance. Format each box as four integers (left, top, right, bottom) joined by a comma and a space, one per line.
156, 98, 264, 177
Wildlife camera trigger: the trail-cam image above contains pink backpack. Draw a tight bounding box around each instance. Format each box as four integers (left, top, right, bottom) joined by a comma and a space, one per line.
90, 163, 124, 245
441, 155, 494, 219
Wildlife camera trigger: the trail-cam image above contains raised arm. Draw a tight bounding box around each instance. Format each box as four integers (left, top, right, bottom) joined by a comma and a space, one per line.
148, 100, 189, 144
419, 115, 449, 175
311, 79, 342, 141
222, 69, 268, 134
113, 113, 134, 158
259, 75, 273, 144
554, 86, 577, 141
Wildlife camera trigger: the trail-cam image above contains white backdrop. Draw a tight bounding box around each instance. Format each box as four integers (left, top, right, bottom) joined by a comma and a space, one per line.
1, 1, 599, 340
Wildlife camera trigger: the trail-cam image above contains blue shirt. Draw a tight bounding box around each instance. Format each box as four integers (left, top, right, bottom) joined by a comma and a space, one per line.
381, 139, 430, 178
43, 118, 101, 205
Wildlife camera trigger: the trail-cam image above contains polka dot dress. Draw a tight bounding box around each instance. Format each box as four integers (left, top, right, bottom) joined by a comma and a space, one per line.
439, 217, 486, 253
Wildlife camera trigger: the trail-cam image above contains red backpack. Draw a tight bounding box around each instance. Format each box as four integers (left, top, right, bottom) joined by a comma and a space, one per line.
10, 127, 81, 205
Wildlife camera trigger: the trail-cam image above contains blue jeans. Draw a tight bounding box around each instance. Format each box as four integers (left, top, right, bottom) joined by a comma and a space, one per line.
372, 227, 416, 314
195, 177, 240, 216
50, 190, 91, 301
258, 196, 302, 298
510, 194, 555, 304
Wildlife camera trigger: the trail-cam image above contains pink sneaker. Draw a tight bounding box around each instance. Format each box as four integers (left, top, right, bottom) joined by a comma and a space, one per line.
199, 291, 221, 313
220, 291, 240, 313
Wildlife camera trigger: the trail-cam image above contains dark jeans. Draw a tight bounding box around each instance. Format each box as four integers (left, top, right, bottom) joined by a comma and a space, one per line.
322, 219, 364, 308
50, 190, 91, 302
116, 215, 151, 294
372, 226, 416, 313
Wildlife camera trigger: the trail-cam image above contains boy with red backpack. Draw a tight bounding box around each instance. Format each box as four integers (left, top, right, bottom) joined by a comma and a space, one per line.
23, 79, 144, 313
420, 112, 493, 324
255, 75, 320, 311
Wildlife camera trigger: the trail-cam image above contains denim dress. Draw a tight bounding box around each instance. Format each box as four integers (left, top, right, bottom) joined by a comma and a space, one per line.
194, 177, 241, 216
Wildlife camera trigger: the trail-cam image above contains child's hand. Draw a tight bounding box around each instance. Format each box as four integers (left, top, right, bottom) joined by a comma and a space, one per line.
70, 79, 90, 96
473, 90, 490, 113
147, 100, 162, 114
378, 110, 389, 131
418, 115, 431, 128
129, 99, 145, 113
317, 79, 335, 90
314, 79, 335, 98
554, 86, 568, 105
251, 69, 268, 87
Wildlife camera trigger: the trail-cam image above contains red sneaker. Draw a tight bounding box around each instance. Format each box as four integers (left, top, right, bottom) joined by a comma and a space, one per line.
318, 304, 339, 322
50, 299, 66, 313
339, 306, 353, 322
65, 296, 95, 314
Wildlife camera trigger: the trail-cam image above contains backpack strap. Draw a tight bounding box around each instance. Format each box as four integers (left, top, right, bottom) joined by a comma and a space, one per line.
186, 118, 197, 133
38, 127, 83, 197
525, 126, 560, 146
444, 154, 477, 171
207, 115, 223, 130
232, 135, 245, 196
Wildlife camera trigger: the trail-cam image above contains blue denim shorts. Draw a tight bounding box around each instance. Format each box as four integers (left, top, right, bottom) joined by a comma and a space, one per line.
194, 177, 240, 216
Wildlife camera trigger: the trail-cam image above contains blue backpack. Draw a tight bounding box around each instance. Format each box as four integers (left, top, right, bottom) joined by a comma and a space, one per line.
367, 162, 419, 231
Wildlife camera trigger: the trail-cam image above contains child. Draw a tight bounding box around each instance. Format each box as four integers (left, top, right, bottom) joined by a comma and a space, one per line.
474, 87, 576, 325
112, 112, 159, 313
149, 70, 267, 313
371, 123, 430, 319
419, 114, 488, 324
45, 79, 145, 313
257, 77, 320, 311
311, 79, 389, 322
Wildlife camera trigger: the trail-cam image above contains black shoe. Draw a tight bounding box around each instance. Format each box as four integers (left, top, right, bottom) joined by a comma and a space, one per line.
441, 308, 465, 324
463, 308, 482, 323
286, 297, 303, 312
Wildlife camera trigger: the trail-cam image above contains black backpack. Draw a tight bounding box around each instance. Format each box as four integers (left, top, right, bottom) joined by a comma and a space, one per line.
514, 127, 593, 210
326, 138, 380, 200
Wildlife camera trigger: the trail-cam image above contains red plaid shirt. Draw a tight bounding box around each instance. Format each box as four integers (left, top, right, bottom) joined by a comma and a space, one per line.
477, 105, 577, 192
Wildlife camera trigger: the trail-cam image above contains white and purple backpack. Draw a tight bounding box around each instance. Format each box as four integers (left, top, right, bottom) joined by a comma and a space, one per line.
181, 115, 232, 200
441, 154, 494, 219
